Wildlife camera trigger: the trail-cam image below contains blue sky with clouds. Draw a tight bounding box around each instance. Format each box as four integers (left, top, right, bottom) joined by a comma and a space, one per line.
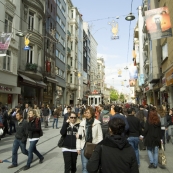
72, 0, 142, 93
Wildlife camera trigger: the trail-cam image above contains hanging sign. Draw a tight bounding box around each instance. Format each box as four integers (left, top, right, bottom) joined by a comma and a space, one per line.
23, 33, 32, 50
109, 21, 119, 40
129, 65, 138, 79
145, 7, 172, 40
0, 33, 12, 56
118, 69, 122, 77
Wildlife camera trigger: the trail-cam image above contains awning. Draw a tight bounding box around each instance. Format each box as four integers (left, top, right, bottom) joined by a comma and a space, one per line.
36, 81, 47, 88
18, 73, 36, 85
45, 77, 58, 84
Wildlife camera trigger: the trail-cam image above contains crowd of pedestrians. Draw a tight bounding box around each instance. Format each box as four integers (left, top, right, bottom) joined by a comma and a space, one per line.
0, 102, 172, 172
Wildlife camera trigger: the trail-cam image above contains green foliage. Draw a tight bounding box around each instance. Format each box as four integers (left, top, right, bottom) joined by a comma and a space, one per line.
119, 93, 125, 102
110, 89, 119, 101
25, 63, 38, 72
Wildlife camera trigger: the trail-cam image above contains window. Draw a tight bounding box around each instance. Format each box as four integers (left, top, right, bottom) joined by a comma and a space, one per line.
162, 43, 168, 61
70, 57, 73, 66
27, 46, 33, 63
71, 41, 73, 50
71, 25, 73, 34
60, 53, 65, 62
71, 10, 74, 18
70, 74, 73, 83
57, 0, 61, 7
56, 50, 59, 57
3, 50, 11, 71
57, 15, 60, 24
47, 39, 49, 49
56, 32, 60, 40
62, 7, 65, 15
51, 4, 52, 12
50, 22, 52, 30
48, 0, 49, 8
61, 37, 65, 47
61, 22, 65, 31
38, 18, 41, 33
4, 13, 13, 33
28, 11, 34, 30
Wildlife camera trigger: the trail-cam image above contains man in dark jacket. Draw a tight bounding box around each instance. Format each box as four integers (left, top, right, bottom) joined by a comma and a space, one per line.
42, 104, 49, 128
23, 103, 29, 120
8, 111, 28, 169
111, 106, 129, 133
87, 118, 139, 173
2, 107, 9, 137
99, 105, 111, 138
126, 108, 142, 166
63, 106, 71, 123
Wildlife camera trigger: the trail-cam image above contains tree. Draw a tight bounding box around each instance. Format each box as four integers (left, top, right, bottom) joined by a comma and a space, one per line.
119, 93, 125, 102
110, 89, 119, 101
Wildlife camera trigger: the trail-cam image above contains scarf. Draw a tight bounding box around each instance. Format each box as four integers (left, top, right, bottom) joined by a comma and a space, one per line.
85, 117, 95, 143
29, 116, 39, 129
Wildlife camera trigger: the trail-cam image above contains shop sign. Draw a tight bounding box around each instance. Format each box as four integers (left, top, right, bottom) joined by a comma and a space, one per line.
144, 84, 153, 93
145, 86, 149, 92
0, 85, 12, 92
92, 90, 98, 94
165, 68, 173, 86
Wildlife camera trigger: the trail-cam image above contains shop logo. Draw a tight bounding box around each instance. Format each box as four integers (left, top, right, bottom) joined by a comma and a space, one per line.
109, 21, 119, 40
23, 34, 32, 50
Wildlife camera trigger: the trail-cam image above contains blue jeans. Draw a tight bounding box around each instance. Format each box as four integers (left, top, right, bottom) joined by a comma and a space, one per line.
12, 139, 28, 166
128, 137, 140, 165
147, 146, 159, 167
81, 149, 88, 173
52, 118, 58, 128
27, 140, 43, 167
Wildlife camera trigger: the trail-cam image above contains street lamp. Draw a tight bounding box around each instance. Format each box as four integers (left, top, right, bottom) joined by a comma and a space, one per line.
125, 13, 135, 21
16, 30, 25, 37
124, 66, 128, 70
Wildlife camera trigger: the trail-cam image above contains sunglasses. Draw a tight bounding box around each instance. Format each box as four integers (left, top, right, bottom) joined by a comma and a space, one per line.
70, 117, 77, 119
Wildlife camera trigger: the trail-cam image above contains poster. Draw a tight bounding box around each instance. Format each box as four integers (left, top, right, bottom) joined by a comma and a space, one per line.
145, 7, 172, 40
129, 65, 138, 79
129, 79, 136, 86
0, 33, 12, 56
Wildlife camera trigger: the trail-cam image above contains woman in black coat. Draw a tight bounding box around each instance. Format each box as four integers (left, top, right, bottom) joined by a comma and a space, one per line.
60, 112, 80, 173
142, 109, 162, 169
87, 118, 139, 173
23, 109, 44, 170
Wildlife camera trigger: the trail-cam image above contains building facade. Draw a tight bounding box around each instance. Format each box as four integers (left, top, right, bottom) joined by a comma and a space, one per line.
0, 0, 21, 108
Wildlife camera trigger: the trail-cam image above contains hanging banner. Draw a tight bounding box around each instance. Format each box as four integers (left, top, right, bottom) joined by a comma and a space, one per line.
109, 21, 119, 40
129, 65, 138, 79
145, 7, 172, 40
0, 33, 12, 56
118, 69, 122, 77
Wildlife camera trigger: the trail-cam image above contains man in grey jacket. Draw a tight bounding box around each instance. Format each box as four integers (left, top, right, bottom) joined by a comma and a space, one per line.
8, 111, 28, 169
99, 105, 111, 138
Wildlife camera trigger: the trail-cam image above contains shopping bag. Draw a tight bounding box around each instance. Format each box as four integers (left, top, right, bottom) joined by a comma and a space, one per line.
158, 143, 166, 166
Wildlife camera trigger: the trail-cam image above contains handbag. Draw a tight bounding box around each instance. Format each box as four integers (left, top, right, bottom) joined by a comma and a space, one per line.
158, 143, 166, 166
57, 136, 65, 148
84, 142, 97, 159
0, 128, 3, 136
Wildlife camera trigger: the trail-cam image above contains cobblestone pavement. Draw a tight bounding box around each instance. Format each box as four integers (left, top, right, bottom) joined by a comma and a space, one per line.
0, 118, 173, 173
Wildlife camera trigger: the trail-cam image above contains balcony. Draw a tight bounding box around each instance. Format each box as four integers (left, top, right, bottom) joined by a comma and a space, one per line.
69, 84, 78, 91
18, 63, 43, 80
25, 63, 38, 72
149, 73, 160, 83
144, 59, 149, 69
134, 27, 139, 39
70, 18, 79, 28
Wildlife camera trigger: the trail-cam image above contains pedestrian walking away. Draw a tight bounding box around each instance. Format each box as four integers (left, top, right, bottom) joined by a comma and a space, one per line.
60, 112, 81, 173
23, 109, 44, 171
8, 111, 28, 169
87, 118, 139, 173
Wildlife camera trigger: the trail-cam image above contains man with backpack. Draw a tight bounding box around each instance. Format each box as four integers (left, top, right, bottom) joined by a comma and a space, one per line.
99, 105, 111, 138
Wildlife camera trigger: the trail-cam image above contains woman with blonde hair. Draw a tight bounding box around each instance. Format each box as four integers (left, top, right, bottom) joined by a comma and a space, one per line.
23, 109, 44, 170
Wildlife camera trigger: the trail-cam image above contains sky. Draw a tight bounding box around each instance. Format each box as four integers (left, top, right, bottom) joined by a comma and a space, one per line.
72, 0, 142, 93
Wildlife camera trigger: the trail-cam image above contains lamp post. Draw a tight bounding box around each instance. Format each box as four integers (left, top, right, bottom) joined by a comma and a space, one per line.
125, 13, 135, 21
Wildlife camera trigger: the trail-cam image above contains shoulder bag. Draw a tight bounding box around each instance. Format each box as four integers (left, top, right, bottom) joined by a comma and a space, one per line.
57, 136, 65, 148
158, 143, 166, 166
83, 129, 97, 159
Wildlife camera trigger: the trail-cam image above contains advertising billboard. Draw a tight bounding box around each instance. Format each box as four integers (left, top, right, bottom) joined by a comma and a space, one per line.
145, 7, 172, 40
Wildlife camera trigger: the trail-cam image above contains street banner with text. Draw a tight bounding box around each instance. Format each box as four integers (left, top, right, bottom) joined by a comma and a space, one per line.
145, 7, 172, 40
0, 33, 12, 57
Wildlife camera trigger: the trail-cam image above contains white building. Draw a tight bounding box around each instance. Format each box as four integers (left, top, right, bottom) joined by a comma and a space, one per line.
0, 0, 21, 108
66, 0, 83, 105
